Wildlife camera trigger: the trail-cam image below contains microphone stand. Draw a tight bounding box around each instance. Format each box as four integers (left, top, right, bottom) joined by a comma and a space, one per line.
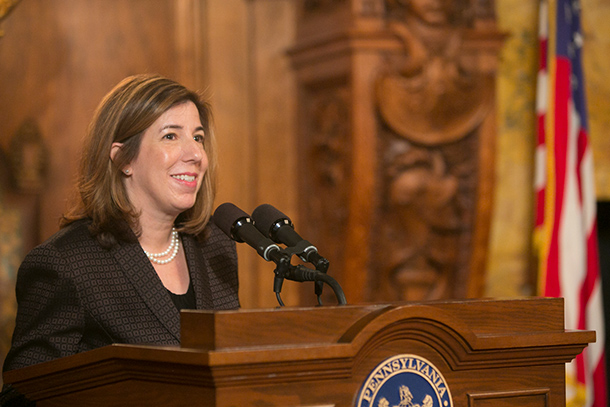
267, 247, 346, 307
284, 240, 330, 305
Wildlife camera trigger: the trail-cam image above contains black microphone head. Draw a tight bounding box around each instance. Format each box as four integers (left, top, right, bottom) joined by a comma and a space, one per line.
252, 204, 293, 239
213, 202, 251, 242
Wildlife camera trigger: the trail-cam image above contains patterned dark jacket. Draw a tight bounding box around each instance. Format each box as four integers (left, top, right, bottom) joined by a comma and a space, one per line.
2, 218, 239, 372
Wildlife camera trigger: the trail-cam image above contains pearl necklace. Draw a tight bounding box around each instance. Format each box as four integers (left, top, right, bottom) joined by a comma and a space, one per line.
143, 228, 180, 265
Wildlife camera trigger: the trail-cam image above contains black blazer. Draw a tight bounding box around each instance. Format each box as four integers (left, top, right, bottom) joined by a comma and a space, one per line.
2, 218, 239, 372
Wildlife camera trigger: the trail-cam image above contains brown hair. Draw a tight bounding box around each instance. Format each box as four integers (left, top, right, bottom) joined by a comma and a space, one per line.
62, 74, 218, 248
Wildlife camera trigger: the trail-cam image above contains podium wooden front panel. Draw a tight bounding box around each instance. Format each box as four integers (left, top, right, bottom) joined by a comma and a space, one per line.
3, 298, 594, 407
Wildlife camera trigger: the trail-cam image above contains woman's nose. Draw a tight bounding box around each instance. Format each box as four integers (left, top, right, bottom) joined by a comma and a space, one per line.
182, 138, 204, 162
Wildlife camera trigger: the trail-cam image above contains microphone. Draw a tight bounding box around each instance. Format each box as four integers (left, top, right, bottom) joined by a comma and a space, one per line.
213, 202, 284, 263
251, 204, 328, 270
214, 203, 346, 306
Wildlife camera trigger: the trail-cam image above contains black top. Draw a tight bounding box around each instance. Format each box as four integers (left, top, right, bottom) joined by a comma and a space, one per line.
167, 280, 196, 310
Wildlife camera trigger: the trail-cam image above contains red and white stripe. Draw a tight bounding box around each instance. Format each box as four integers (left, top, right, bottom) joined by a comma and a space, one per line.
535, 1, 606, 406
534, 0, 548, 241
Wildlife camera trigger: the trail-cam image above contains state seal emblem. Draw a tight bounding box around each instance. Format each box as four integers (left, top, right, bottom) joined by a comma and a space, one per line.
355, 354, 453, 407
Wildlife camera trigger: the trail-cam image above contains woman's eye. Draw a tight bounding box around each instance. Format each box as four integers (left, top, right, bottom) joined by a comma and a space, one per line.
163, 133, 177, 140
193, 134, 204, 143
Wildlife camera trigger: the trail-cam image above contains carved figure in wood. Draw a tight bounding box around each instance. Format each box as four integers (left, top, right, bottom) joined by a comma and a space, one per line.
306, 91, 351, 278
9, 119, 48, 193
373, 0, 492, 300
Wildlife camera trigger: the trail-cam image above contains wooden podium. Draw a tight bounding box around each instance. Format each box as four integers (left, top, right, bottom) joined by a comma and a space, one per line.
3, 298, 595, 407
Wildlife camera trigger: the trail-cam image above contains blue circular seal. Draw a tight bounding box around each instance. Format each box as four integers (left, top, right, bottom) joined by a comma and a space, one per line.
355, 354, 453, 407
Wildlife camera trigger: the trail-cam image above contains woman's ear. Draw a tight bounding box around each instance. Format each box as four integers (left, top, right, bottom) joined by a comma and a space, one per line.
110, 142, 131, 175
110, 142, 123, 162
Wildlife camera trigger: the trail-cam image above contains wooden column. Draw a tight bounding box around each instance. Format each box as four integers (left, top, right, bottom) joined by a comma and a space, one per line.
290, 0, 504, 304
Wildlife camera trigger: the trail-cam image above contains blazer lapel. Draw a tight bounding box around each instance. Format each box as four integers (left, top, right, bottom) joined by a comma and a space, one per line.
112, 240, 181, 341
182, 234, 214, 309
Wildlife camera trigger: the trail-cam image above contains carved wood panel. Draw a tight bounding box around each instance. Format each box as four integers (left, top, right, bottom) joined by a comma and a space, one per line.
302, 84, 352, 291
291, 0, 503, 303
370, 0, 495, 301
372, 129, 481, 300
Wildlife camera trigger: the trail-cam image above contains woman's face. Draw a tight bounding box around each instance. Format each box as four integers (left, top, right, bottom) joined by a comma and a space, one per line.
118, 101, 208, 221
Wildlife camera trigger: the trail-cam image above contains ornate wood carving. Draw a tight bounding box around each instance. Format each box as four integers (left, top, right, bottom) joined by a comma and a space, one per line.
377, 0, 493, 143
303, 0, 347, 13
371, 0, 495, 301
302, 86, 352, 281
8, 119, 48, 193
291, 0, 504, 304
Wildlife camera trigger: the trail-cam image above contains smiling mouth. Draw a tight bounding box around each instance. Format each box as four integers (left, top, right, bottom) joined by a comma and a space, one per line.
172, 174, 196, 182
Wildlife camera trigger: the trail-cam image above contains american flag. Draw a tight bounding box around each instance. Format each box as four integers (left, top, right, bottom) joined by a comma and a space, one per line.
534, 0, 607, 406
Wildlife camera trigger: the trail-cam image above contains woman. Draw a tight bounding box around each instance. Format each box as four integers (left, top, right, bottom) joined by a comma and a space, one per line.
2, 74, 240, 374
